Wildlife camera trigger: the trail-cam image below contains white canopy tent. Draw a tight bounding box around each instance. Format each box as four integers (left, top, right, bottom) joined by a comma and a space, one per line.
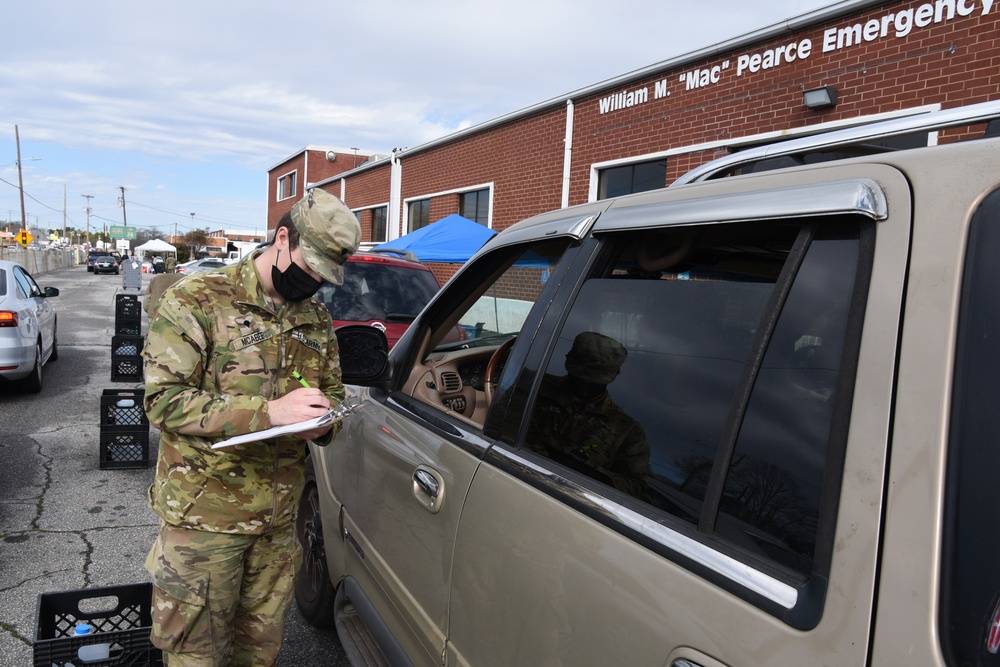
134, 238, 177, 261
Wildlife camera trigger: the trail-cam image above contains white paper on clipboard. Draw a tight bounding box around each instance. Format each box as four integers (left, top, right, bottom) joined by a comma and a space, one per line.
210, 397, 364, 449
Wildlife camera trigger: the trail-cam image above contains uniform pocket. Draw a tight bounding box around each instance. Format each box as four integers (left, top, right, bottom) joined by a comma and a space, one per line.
145, 531, 213, 655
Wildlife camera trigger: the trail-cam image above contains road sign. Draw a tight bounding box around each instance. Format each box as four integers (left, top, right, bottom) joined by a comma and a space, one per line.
109, 225, 137, 240
15, 229, 32, 247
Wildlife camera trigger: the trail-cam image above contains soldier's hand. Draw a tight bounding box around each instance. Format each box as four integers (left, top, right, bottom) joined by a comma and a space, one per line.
267, 388, 330, 426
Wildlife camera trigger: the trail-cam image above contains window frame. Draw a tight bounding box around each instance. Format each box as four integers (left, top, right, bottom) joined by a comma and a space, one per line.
371, 206, 388, 243
460, 188, 491, 226
408, 199, 430, 233
487, 211, 874, 629
276, 170, 298, 202
597, 158, 667, 200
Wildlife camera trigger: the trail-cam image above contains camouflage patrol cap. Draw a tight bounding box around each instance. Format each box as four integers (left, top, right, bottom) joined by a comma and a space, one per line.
290, 188, 362, 285
565, 331, 627, 384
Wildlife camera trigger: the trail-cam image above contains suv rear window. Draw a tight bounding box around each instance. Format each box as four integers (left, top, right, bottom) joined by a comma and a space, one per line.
942, 187, 1000, 665
507, 217, 873, 625
318, 259, 439, 323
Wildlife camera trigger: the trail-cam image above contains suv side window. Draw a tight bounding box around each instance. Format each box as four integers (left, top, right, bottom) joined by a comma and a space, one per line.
516, 217, 871, 617
941, 187, 1000, 665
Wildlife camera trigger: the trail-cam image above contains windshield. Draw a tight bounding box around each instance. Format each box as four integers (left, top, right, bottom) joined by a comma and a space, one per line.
317, 261, 440, 323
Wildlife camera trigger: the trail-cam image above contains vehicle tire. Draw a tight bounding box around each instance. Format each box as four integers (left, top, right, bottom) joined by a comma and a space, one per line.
295, 457, 338, 627
21, 340, 43, 393
48, 320, 58, 362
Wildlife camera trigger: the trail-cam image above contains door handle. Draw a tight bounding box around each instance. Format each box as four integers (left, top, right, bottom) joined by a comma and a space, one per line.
412, 465, 445, 514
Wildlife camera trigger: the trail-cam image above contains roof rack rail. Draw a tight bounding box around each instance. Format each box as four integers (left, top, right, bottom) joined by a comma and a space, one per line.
672, 99, 1000, 186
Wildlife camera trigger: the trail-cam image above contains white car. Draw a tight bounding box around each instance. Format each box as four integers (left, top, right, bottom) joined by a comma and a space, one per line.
0, 260, 59, 392
176, 258, 228, 274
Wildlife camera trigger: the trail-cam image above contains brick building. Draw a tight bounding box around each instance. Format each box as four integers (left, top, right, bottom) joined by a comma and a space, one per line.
266, 146, 388, 230
268, 0, 999, 260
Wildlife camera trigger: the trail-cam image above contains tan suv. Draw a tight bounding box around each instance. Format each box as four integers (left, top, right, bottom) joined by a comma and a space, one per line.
299, 100, 1000, 666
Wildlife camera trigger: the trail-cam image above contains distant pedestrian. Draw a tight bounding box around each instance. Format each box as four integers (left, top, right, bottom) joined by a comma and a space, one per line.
165, 255, 177, 273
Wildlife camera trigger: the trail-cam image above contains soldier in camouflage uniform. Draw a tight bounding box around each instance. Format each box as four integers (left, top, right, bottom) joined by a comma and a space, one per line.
142, 188, 361, 666
524, 331, 650, 498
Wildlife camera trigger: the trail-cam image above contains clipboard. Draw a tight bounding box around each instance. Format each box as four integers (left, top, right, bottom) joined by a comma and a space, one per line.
211, 396, 364, 449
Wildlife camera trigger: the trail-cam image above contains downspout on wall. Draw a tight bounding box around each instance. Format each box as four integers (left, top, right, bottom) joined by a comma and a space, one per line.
561, 99, 574, 209
388, 149, 403, 242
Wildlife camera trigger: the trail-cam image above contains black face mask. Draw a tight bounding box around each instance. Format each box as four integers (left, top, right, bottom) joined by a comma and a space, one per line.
272, 250, 322, 302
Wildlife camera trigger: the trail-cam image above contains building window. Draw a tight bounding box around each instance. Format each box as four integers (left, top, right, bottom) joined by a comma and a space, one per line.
277, 171, 297, 201
460, 188, 490, 225
597, 159, 667, 199
408, 199, 430, 232
372, 206, 388, 243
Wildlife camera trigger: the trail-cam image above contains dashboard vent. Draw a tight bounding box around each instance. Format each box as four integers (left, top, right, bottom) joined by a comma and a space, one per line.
440, 371, 462, 394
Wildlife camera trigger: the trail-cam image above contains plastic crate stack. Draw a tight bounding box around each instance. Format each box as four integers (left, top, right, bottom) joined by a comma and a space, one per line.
112, 294, 143, 382
101, 293, 150, 470
99, 389, 150, 469
33, 582, 162, 666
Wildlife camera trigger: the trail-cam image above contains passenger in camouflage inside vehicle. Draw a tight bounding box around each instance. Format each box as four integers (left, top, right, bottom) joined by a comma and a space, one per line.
524, 331, 650, 498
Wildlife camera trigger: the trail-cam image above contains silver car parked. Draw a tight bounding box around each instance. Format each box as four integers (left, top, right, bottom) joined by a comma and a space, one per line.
0, 260, 59, 393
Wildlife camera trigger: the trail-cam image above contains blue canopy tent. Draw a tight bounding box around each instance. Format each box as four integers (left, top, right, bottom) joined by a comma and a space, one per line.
372, 214, 496, 264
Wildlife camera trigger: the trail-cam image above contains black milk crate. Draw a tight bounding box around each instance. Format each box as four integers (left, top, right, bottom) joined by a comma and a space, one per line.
33, 582, 162, 666
114, 316, 142, 336
99, 426, 149, 469
115, 293, 142, 320
101, 389, 148, 427
111, 335, 144, 383
99, 389, 150, 469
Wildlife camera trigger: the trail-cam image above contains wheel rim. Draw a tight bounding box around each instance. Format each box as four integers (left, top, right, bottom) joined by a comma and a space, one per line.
297, 482, 326, 602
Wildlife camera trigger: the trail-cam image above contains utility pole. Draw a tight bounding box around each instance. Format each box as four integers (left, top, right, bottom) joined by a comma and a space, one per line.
62, 185, 67, 243
119, 186, 128, 225
81, 194, 93, 245
15, 125, 26, 231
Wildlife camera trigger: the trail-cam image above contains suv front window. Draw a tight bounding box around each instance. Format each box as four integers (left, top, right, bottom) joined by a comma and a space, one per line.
434, 240, 568, 352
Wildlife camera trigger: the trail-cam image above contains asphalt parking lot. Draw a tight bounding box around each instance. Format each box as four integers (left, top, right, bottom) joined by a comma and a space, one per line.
0, 264, 347, 666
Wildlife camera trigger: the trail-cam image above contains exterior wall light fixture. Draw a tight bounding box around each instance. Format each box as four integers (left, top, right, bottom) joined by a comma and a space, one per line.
804, 86, 838, 110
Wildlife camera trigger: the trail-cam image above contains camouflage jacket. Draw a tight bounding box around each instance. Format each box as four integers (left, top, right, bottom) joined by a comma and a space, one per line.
524, 374, 650, 498
142, 253, 345, 534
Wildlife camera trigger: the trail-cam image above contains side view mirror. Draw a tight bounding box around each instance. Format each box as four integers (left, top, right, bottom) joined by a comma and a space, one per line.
335, 325, 388, 383
43, 287, 59, 297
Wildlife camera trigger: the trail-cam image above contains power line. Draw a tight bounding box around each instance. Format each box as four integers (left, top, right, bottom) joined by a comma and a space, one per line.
1, 174, 263, 233
126, 200, 262, 231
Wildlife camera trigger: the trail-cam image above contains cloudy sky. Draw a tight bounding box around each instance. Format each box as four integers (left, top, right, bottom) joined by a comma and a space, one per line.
0, 0, 833, 239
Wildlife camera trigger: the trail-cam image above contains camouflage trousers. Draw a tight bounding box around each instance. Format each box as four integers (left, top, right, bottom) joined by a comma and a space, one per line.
145, 522, 303, 667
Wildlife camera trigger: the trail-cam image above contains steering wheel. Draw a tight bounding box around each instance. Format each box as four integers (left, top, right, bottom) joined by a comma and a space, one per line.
484, 338, 516, 404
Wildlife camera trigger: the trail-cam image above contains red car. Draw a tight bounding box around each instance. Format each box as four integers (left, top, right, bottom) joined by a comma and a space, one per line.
316, 251, 448, 349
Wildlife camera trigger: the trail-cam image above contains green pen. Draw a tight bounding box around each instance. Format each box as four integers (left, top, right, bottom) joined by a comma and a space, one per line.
292, 371, 311, 388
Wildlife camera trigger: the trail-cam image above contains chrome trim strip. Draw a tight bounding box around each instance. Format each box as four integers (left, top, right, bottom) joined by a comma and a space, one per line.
498, 447, 800, 610
673, 99, 1000, 185
596, 178, 888, 232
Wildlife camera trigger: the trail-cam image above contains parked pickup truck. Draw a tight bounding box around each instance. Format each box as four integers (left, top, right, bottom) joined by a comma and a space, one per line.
303, 100, 1000, 666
